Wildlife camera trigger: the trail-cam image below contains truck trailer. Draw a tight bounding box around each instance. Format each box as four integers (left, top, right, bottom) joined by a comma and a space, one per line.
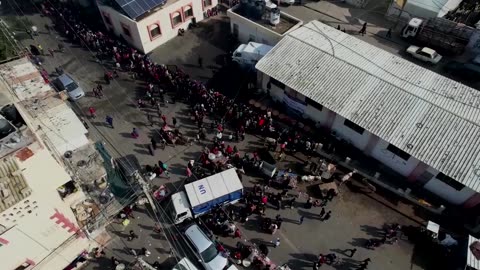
402, 17, 475, 55
170, 168, 243, 224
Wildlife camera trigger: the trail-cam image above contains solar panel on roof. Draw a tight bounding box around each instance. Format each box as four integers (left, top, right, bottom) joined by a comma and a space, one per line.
115, 0, 167, 19
144, 0, 158, 7
136, 0, 150, 12
115, 0, 130, 6
122, 5, 140, 19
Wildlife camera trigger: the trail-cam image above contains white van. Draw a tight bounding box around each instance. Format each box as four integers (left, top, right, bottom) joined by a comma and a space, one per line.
232, 42, 273, 69
184, 224, 228, 270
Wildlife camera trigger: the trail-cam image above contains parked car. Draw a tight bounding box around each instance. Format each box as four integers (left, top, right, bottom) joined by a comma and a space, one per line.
53, 74, 85, 100
444, 61, 480, 80
406, 45, 442, 64
184, 224, 228, 270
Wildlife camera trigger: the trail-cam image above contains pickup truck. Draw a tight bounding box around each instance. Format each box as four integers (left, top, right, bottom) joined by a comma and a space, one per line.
406, 45, 442, 64
169, 168, 243, 224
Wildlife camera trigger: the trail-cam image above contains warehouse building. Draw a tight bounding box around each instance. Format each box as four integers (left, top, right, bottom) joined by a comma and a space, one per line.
255, 21, 480, 212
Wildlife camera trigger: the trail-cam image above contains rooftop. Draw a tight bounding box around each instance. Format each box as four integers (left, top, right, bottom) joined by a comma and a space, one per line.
20, 96, 89, 156
256, 20, 480, 192
231, 4, 301, 35
0, 58, 54, 101
64, 143, 107, 185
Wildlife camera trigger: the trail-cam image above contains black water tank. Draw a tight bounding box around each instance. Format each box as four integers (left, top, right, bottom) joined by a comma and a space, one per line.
1, 104, 22, 127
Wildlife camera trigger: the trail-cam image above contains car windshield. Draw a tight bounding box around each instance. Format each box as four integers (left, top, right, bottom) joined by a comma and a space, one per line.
65, 81, 79, 92
200, 244, 219, 263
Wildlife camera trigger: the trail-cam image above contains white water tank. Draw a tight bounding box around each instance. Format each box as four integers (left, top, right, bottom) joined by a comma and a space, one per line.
270, 8, 280, 25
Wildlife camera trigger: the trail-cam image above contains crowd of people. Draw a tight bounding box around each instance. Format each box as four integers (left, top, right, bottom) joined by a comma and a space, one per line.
34, 2, 390, 270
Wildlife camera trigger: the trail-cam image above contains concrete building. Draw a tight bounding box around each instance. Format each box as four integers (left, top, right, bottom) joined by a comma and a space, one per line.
255, 21, 480, 212
0, 58, 110, 270
97, 0, 218, 53
227, 2, 302, 46
387, 0, 463, 21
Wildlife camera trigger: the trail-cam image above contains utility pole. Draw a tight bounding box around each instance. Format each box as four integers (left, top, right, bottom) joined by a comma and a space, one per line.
136, 257, 157, 270
134, 171, 157, 212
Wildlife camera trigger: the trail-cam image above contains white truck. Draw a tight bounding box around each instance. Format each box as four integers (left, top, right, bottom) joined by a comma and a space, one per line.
169, 168, 243, 224
232, 42, 273, 69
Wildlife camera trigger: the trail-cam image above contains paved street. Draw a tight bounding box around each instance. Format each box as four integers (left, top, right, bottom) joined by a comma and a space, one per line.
6, 6, 432, 270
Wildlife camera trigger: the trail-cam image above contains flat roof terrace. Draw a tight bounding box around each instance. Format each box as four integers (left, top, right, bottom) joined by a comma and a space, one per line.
231, 4, 300, 35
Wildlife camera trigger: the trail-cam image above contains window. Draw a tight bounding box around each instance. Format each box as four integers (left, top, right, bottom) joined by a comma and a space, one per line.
344, 119, 365, 134
436, 173, 465, 191
269, 78, 285, 90
203, 0, 212, 7
306, 97, 323, 111
183, 5, 193, 19
417, 170, 434, 185
386, 144, 411, 161
171, 12, 183, 27
121, 23, 131, 37
148, 23, 161, 40
103, 13, 112, 25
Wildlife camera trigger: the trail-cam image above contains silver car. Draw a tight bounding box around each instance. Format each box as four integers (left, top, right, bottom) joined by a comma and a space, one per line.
53, 74, 85, 101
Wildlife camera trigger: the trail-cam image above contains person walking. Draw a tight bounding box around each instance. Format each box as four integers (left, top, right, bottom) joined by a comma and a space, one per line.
147, 114, 154, 127
359, 22, 367, 36
141, 247, 151, 257
198, 56, 203, 68
48, 48, 54, 57
128, 230, 138, 241
151, 137, 157, 150
345, 248, 357, 257
37, 44, 44, 55
159, 161, 170, 178
359, 258, 371, 268
319, 207, 326, 219
386, 28, 392, 39
299, 215, 305, 225
272, 238, 280, 248
93, 87, 100, 98
322, 211, 332, 221
131, 128, 139, 139
106, 115, 114, 128
88, 107, 96, 119
153, 223, 162, 233
172, 117, 177, 128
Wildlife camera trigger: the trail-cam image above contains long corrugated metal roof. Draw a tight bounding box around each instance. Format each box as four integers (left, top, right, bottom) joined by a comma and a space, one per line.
255, 20, 480, 192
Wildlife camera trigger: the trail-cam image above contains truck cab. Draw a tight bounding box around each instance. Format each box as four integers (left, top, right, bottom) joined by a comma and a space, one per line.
402, 18, 423, 38
170, 191, 193, 224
